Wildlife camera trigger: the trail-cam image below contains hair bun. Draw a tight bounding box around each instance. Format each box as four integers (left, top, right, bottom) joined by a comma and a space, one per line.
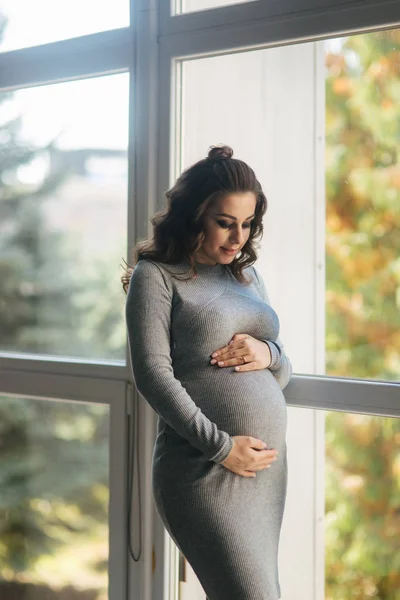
207, 144, 234, 160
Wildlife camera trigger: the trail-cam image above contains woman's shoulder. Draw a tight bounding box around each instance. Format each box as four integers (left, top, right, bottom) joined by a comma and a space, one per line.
132, 258, 172, 280
248, 263, 265, 283
134, 258, 164, 270
126, 260, 174, 300
240, 263, 258, 285
239, 263, 266, 299
132, 258, 189, 288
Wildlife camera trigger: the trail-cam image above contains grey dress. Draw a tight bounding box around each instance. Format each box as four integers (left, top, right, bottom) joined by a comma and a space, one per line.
125, 258, 292, 600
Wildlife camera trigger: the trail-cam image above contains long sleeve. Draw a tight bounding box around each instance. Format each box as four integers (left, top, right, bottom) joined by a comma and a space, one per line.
252, 266, 292, 390
125, 259, 233, 464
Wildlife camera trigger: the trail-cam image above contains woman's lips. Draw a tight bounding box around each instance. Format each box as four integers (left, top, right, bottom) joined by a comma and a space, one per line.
221, 247, 239, 255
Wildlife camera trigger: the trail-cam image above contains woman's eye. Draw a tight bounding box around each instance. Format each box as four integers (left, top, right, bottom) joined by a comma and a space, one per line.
217, 220, 252, 229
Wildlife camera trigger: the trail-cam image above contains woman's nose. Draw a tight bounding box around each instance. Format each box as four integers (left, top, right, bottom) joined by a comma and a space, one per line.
230, 227, 244, 245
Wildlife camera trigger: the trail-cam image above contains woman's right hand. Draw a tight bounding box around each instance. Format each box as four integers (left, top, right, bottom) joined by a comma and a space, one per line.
221, 436, 279, 477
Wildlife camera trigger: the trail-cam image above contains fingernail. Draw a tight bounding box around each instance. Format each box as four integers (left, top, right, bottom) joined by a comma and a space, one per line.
212, 352, 218, 357
210, 359, 216, 364
218, 361, 224, 366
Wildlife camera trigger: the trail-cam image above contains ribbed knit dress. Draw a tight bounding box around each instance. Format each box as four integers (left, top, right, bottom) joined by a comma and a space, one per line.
125, 258, 292, 600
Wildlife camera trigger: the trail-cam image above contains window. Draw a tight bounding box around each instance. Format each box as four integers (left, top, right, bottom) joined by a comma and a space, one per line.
2, 1, 399, 600
0, 74, 129, 361
0, 394, 110, 599
178, 30, 400, 383
1, 8, 130, 600
0, 0, 130, 53
324, 411, 399, 598
159, 15, 400, 600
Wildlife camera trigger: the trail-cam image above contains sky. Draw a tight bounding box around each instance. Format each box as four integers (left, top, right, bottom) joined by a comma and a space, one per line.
0, 0, 129, 52
0, 74, 130, 149
0, 73, 129, 185
0, 2, 130, 184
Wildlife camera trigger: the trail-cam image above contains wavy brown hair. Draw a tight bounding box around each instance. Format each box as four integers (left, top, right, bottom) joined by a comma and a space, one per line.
121, 144, 268, 293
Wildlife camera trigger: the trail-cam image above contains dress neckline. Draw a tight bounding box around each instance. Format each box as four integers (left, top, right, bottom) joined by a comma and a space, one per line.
193, 260, 225, 272
177, 258, 225, 276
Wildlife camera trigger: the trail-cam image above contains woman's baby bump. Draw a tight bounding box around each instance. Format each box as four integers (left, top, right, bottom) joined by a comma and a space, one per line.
178, 367, 287, 441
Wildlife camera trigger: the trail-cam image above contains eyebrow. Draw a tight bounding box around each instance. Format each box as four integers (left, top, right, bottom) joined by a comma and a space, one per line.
215, 212, 255, 220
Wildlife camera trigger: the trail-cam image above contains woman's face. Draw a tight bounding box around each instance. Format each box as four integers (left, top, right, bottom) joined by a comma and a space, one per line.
194, 192, 257, 265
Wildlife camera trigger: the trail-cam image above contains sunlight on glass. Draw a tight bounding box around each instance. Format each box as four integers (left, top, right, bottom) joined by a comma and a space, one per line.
177, 0, 255, 13
0, 74, 129, 361
0, 0, 129, 52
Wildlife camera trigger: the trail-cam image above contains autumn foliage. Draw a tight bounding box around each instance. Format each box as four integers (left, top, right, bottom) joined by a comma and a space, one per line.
325, 29, 400, 600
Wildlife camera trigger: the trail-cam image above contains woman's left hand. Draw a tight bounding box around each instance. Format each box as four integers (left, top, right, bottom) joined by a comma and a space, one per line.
210, 334, 272, 372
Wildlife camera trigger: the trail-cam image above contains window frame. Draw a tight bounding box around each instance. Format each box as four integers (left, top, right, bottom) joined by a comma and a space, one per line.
159, 0, 400, 37
1, 1, 399, 599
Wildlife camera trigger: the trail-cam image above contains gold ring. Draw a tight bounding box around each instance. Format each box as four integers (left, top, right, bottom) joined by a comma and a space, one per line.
240, 356, 246, 364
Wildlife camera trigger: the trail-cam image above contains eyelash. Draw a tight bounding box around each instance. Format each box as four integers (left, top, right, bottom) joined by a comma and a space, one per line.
217, 220, 252, 229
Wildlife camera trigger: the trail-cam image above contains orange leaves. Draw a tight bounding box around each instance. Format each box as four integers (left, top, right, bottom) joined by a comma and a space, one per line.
326, 288, 395, 350
344, 413, 378, 446
344, 251, 382, 282
368, 56, 391, 80
326, 211, 344, 233
385, 165, 400, 189
332, 77, 354, 96
381, 99, 394, 111
325, 51, 347, 75
344, 246, 389, 286
368, 50, 400, 79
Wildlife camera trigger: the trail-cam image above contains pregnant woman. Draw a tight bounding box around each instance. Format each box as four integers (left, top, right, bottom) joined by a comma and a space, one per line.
123, 144, 292, 600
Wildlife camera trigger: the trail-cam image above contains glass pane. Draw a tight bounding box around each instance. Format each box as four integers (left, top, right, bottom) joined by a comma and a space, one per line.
324, 31, 400, 382
0, 0, 130, 53
0, 73, 128, 361
178, 28, 400, 382
0, 394, 109, 600
177, 0, 256, 14
325, 411, 400, 599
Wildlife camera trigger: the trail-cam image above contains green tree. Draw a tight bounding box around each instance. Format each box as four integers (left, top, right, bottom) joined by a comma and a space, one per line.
0, 11, 121, 598
0, 95, 126, 359
0, 396, 109, 595
0, 9, 126, 360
